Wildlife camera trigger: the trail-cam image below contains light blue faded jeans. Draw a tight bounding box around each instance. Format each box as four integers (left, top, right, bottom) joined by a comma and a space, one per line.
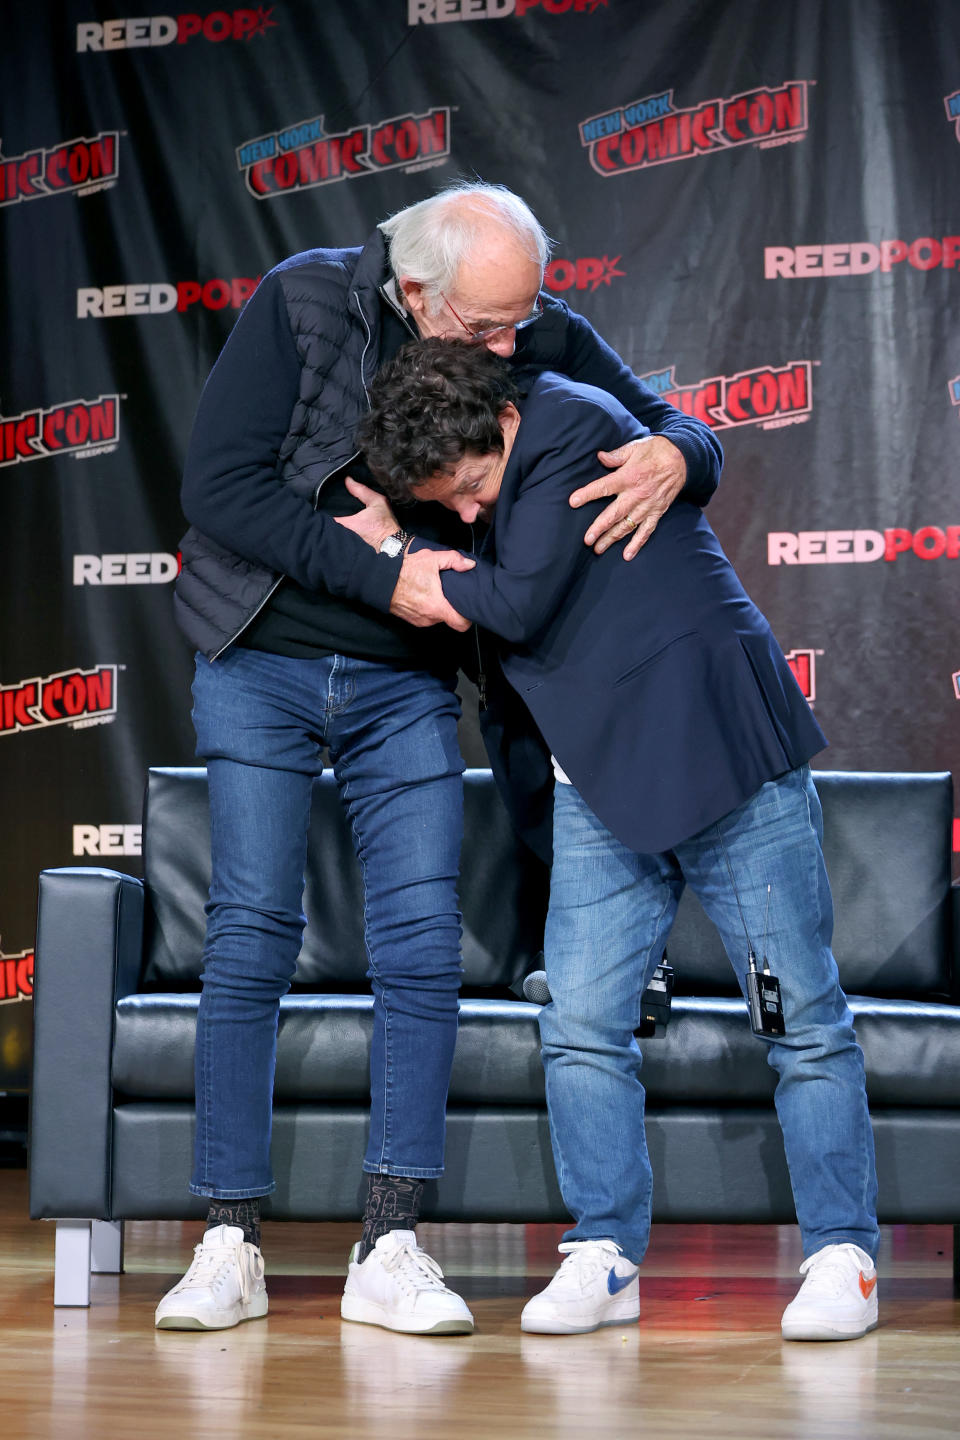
540, 765, 879, 1265
188, 647, 465, 1199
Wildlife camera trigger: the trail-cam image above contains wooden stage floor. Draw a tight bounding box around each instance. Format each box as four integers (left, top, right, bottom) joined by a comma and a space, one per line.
2, 1168, 957, 1439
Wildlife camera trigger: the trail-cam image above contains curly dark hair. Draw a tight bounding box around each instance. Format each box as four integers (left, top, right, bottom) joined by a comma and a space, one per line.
356, 338, 520, 503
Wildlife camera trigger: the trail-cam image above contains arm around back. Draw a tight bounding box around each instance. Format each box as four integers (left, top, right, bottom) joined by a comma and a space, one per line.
523, 300, 723, 507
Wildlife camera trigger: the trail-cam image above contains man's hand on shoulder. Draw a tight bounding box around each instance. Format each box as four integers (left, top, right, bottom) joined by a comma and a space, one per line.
569, 435, 687, 560
391, 546, 475, 632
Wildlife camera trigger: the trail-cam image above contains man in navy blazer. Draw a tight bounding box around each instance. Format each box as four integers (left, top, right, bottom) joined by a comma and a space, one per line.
340, 339, 880, 1345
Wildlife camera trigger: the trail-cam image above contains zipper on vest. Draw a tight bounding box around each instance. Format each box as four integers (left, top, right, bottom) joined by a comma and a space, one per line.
213, 452, 365, 660
214, 284, 379, 661
356, 287, 376, 406
312, 451, 360, 508
210, 574, 285, 661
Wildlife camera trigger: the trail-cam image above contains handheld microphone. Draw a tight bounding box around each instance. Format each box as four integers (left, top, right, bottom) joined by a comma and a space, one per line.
522, 958, 674, 1037
521, 970, 551, 1006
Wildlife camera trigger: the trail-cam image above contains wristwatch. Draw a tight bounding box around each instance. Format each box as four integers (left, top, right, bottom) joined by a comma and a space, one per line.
378, 528, 411, 558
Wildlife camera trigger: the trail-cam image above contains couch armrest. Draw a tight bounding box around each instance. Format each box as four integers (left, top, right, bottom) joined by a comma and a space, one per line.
29, 868, 144, 1220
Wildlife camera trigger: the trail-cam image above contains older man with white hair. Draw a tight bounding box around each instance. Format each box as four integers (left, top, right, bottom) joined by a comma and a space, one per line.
159, 181, 723, 1337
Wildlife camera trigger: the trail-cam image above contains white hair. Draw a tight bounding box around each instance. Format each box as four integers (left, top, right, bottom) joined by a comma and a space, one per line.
379, 181, 552, 296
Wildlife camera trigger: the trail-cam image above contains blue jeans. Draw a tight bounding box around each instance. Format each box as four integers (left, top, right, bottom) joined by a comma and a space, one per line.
188, 647, 465, 1199
540, 766, 879, 1266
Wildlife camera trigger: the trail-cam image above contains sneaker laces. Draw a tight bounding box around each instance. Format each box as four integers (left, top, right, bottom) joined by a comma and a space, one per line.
380, 1238, 449, 1295
552, 1241, 624, 1294
796, 1243, 872, 1298
173, 1238, 261, 1303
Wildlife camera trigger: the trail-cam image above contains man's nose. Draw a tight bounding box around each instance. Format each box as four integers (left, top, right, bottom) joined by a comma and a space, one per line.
483, 329, 517, 358
457, 500, 481, 524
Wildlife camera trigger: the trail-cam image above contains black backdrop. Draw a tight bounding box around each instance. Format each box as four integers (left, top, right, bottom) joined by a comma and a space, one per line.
2, 0, 958, 1093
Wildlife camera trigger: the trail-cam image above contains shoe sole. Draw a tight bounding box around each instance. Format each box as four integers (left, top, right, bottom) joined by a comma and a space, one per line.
155, 1293, 269, 1331
521, 1308, 640, 1336
781, 1316, 878, 1342
340, 1295, 474, 1335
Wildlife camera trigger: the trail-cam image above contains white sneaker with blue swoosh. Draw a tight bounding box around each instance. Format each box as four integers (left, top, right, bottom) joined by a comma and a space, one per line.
520, 1239, 640, 1334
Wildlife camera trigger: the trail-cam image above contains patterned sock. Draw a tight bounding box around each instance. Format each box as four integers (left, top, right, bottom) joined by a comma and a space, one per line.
356, 1173, 425, 1264
206, 1198, 261, 1250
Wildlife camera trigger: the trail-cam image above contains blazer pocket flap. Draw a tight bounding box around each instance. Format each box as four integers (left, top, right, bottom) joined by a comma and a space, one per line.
614, 631, 699, 688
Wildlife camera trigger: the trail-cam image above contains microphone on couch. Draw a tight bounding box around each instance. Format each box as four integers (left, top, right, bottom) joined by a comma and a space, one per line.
522, 969, 552, 1005
522, 956, 674, 1036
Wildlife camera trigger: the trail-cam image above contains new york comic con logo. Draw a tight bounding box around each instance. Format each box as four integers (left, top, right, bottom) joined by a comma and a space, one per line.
785, 649, 817, 705
0, 395, 120, 465
0, 665, 118, 737
945, 90, 960, 142
639, 361, 812, 431
950, 375, 960, 418
0, 132, 119, 206
237, 109, 450, 198
0, 950, 33, 1006
579, 80, 812, 176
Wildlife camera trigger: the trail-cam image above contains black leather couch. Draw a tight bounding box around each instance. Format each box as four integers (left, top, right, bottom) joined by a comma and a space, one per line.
30, 766, 960, 1304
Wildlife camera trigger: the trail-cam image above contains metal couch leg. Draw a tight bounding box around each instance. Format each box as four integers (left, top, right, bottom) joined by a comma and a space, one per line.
91, 1219, 124, 1274
54, 1221, 92, 1307
954, 1224, 960, 1296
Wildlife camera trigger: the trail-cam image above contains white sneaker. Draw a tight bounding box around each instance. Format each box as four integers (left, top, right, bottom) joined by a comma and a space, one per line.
520, 1240, 640, 1335
340, 1230, 474, 1335
155, 1224, 268, 1331
781, 1242, 878, 1341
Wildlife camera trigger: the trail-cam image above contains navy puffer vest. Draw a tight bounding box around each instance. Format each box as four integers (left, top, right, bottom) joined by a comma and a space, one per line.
173, 233, 388, 658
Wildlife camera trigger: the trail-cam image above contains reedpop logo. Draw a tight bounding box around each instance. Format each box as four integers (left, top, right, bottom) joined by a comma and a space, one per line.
544, 256, 624, 292
768, 528, 960, 565
76, 9, 276, 49
409, 0, 606, 21
77, 276, 260, 317
765, 235, 960, 278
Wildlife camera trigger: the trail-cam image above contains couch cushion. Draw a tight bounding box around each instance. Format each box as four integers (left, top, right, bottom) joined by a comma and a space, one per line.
667, 771, 954, 998
141, 767, 954, 1001
112, 992, 960, 1107
141, 766, 549, 993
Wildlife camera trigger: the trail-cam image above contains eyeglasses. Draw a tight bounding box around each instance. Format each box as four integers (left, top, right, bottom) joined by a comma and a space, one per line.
438, 293, 543, 342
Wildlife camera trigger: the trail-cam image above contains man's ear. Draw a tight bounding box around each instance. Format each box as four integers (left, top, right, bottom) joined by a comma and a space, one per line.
499, 401, 522, 448
398, 278, 427, 319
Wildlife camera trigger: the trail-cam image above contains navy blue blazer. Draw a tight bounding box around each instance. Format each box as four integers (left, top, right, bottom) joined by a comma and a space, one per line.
434, 373, 826, 859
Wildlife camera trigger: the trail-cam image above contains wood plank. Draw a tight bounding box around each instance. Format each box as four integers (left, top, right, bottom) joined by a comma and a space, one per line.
2, 1170, 957, 1439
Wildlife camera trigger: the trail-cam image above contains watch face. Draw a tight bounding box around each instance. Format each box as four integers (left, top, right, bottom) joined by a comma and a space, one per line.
380, 534, 404, 557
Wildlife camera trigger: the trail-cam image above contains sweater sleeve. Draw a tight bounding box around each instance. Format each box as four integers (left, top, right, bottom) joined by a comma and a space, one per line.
526, 301, 723, 507
180, 271, 401, 612
434, 393, 618, 644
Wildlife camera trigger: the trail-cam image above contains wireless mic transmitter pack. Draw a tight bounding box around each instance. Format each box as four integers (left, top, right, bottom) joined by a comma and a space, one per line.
635, 957, 674, 1038
746, 962, 786, 1037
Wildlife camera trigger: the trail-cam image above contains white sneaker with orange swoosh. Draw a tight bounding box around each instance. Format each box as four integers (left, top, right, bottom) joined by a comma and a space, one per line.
781, 1242, 878, 1341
